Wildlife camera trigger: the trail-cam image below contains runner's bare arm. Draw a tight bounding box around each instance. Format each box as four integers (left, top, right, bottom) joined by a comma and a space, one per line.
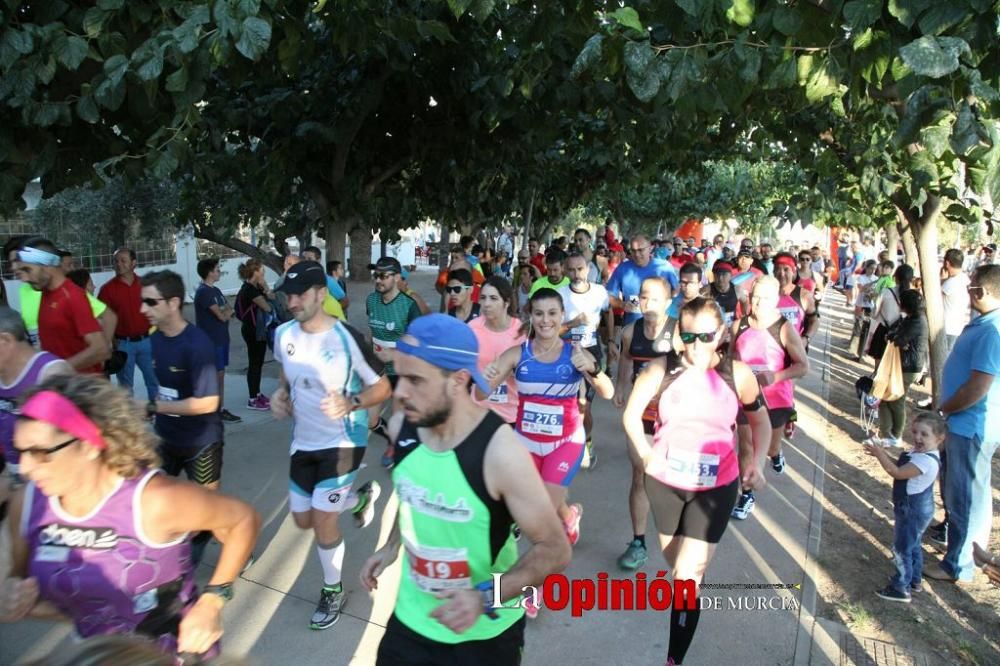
622, 356, 667, 462
359, 411, 406, 592
483, 427, 571, 603
733, 360, 772, 473
478, 344, 521, 399
270, 369, 292, 418
573, 345, 614, 400
777, 322, 810, 382
613, 323, 636, 407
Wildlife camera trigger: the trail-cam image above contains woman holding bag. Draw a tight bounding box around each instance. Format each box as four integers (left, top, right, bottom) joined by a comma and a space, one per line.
866, 289, 928, 448
866, 264, 914, 362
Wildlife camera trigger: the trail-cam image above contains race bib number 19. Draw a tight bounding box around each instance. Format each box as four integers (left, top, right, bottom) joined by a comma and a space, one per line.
406, 542, 471, 592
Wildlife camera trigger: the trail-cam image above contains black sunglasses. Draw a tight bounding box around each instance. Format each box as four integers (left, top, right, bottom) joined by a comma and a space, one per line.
446, 285, 469, 294
141, 297, 165, 307
17, 436, 78, 463
679, 331, 719, 344
373, 272, 397, 280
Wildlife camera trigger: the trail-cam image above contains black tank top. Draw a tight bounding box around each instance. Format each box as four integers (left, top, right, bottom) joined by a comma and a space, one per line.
630, 317, 672, 382
711, 283, 738, 317
394, 410, 513, 562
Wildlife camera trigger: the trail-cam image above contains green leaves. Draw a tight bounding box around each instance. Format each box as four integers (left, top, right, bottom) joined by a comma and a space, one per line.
725, 0, 755, 28
899, 36, 970, 79
842, 0, 882, 31
134, 45, 164, 82
55, 35, 89, 70
772, 6, 804, 36
949, 102, 991, 158
415, 20, 455, 44
571, 34, 603, 79
75, 95, 100, 124
611, 7, 645, 34
798, 56, 844, 103
624, 41, 659, 102
236, 17, 272, 60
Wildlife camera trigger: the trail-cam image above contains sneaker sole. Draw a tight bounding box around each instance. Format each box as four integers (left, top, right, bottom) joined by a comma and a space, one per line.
875, 591, 911, 603
310, 594, 347, 630
617, 556, 647, 571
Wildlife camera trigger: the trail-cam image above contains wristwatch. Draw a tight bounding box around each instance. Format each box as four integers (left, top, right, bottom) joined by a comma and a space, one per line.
202, 583, 233, 603
475, 580, 499, 619
350, 395, 363, 411
145, 400, 157, 418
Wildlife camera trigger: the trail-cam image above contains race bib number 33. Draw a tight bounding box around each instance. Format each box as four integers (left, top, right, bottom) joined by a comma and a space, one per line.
663, 449, 720, 489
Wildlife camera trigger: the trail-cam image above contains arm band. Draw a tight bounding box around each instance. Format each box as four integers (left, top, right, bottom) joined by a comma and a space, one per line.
805, 311, 819, 326
742, 395, 765, 412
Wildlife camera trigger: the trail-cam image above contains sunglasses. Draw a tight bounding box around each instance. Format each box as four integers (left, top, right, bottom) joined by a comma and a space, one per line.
679, 331, 719, 344
446, 285, 470, 294
373, 272, 396, 280
141, 297, 165, 307
17, 436, 78, 463
968, 285, 986, 295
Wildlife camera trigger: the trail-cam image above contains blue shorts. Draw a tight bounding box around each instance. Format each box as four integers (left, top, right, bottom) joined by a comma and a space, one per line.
214, 343, 230, 371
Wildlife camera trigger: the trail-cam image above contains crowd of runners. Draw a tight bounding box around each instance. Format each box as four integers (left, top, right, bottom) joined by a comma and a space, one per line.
0, 227, 997, 665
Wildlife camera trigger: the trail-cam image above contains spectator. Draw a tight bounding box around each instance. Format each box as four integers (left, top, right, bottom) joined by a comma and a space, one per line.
274, 254, 303, 323
941, 248, 971, 358
865, 290, 928, 448
528, 237, 547, 276
16, 238, 109, 374
235, 259, 273, 411
398, 268, 431, 315
98, 248, 158, 400
606, 234, 678, 327
302, 245, 349, 311
327, 260, 349, 312
976, 243, 995, 268
497, 226, 515, 262
759, 242, 774, 274
706, 234, 726, 272
57, 249, 74, 272
927, 265, 1000, 583
194, 258, 241, 423
435, 245, 485, 309
866, 263, 914, 361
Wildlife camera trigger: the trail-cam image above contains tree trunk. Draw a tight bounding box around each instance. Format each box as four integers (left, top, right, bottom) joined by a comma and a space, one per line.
324, 215, 348, 275
523, 189, 535, 249
909, 205, 946, 404
885, 221, 900, 262
895, 214, 919, 269
192, 227, 283, 274
348, 218, 371, 279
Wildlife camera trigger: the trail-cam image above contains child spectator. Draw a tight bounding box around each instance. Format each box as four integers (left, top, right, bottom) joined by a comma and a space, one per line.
863, 412, 945, 602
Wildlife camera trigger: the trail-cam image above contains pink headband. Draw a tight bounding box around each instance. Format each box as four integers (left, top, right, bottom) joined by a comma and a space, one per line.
20, 391, 107, 450
774, 255, 797, 270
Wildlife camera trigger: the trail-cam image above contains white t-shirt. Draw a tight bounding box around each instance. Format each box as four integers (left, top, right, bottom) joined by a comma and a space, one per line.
905, 450, 940, 495
273, 319, 383, 453
558, 283, 609, 348
941, 273, 971, 336
854, 274, 877, 308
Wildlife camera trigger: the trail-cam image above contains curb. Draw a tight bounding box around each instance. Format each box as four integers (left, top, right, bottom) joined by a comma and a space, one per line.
792, 297, 834, 666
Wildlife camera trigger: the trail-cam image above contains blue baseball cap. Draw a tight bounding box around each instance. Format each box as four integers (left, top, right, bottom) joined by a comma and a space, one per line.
395, 314, 491, 394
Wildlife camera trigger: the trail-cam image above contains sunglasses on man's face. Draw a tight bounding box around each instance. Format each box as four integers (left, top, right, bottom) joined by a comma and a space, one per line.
373, 272, 396, 280
679, 330, 719, 345
446, 285, 470, 294
141, 297, 166, 307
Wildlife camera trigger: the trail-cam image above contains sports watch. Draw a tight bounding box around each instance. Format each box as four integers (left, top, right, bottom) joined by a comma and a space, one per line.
202, 583, 233, 603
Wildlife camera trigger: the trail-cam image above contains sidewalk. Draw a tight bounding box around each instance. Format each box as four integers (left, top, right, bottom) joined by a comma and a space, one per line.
1, 271, 837, 665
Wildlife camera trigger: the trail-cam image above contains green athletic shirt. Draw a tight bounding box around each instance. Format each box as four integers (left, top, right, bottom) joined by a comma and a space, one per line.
366, 290, 422, 375
529, 276, 569, 296
391, 411, 523, 643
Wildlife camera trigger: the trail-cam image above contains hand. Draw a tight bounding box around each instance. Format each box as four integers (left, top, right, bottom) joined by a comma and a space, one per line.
613, 385, 626, 408
756, 370, 775, 386
177, 594, 224, 654
430, 588, 483, 634
741, 463, 767, 492
320, 392, 353, 420
0, 577, 38, 621
607, 341, 620, 367
625, 300, 640, 313
360, 547, 398, 592
270, 387, 293, 419
483, 362, 502, 384
570, 342, 595, 374
862, 442, 884, 458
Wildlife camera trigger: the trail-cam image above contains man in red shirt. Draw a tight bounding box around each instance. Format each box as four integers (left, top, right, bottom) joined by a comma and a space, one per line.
16, 237, 109, 374
98, 248, 159, 399
528, 237, 547, 276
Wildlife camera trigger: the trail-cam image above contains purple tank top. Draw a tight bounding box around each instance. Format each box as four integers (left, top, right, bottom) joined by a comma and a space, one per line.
22, 469, 200, 654
1, 351, 62, 469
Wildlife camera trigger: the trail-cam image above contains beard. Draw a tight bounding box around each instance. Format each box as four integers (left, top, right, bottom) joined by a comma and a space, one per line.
405, 400, 452, 428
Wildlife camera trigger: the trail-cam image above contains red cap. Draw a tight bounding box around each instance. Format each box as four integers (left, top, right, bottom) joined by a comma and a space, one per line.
713, 261, 734, 273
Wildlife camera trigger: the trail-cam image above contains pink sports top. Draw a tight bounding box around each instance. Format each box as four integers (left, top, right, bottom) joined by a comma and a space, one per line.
469, 317, 524, 424
647, 356, 740, 491
733, 316, 795, 410
777, 287, 806, 335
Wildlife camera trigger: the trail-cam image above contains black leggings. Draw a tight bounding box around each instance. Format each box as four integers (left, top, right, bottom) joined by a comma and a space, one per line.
241, 324, 267, 397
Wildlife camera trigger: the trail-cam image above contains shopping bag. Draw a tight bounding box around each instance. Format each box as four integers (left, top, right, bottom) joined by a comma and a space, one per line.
871, 342, 905, 402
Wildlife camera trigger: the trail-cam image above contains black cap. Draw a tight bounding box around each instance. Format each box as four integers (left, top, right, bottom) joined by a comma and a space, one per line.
276, 260, 326, 295
368, 256, 402, 273
737, 249, 754, 258
985, 243, 997, 253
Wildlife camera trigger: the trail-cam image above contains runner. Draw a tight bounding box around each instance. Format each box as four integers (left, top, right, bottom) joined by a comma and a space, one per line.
446, 269, 481, 322
270, 261, 391, 629
366, 256, 423, 467
0, 308, 71, 483
140, 270, 227, 563
612, 277, 673, 570
773, 252, 818, 348
558, 253, 613, 469
529, 250, 569, 295
623, 297, 771, 666
483, 289, 614, 566
360, 314, 570, 663
0, 373, 259, 659
709, 261, 740, 328
730, 277, 810, 519
469, 277, 525, 426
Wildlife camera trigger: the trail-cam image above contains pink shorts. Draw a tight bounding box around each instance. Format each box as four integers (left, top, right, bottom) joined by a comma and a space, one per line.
530, 440, 585, 487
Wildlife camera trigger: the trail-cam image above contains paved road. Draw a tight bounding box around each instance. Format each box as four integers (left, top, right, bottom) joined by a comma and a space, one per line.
1, 269, 835, 665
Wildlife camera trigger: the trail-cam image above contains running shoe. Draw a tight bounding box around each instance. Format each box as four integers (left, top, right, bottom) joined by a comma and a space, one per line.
256, 393, 270, 409
380, 445, 395, 469
915, 397, 934, 411
523, 593, 540, 619
220, 409, 243, 423
875, 585, 911, 603
311, 584, 346, 629
352, 480, 381, 529
584, 438, 597, 470
771, 453, 786, 474
731, 491, 755, 520
927, 522, 948, 546
617, 539, 648, 571
369, 417, 389, 441
910, 580, 923, 594
564, 503, 583, 546
246, 395, 269, 411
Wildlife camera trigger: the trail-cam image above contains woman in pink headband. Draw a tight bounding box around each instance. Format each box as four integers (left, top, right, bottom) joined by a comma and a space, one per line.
0, 374, 260, 660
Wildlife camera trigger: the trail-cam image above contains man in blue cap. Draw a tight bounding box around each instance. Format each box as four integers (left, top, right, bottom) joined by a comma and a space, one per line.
360, 314, 570, 664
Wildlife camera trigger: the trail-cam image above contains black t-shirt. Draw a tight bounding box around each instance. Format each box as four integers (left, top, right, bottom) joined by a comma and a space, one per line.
152, 323, 223, 451
236, 281, 265, 332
